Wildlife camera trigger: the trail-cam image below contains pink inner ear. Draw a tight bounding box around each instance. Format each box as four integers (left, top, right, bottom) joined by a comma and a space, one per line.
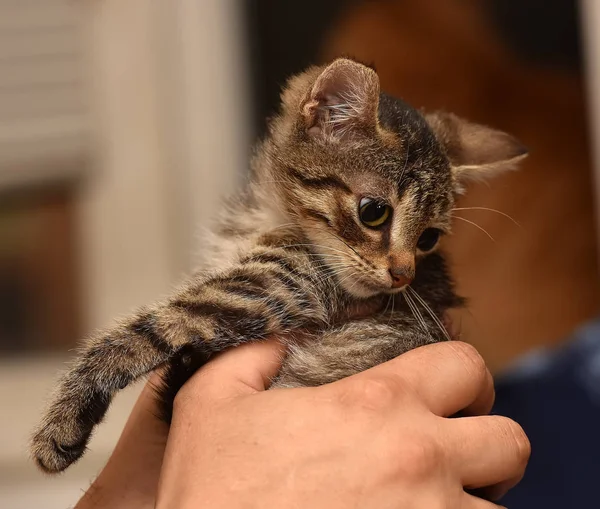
302, 98, 323, 135
314, 71, 353, 104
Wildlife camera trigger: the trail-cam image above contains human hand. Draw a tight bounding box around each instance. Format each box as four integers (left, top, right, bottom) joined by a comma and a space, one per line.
74, 372, 168, 509
156, 340, 529, 509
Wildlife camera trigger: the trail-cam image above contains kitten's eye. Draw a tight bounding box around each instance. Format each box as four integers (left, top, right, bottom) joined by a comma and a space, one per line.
359, 198, 391, 228
417, 228, 441, 251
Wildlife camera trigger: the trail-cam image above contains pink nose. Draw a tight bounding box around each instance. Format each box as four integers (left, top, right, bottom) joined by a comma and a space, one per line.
388, 267, 413, 288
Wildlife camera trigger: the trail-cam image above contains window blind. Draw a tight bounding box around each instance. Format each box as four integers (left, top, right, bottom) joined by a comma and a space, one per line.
0, 0, 88, 190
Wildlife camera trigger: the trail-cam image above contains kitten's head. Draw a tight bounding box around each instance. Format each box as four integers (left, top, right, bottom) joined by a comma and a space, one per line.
260, 58, 527, 298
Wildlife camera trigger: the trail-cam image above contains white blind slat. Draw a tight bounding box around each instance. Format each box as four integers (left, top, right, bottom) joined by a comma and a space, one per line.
0, 58, 81, 88
0, 30, 79, 60
0, 85, 83, 119
0, 0, 88, 185
0, 1, 76, 30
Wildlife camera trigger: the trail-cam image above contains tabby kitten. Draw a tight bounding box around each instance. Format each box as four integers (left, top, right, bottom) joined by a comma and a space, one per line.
31, 58, 526, 473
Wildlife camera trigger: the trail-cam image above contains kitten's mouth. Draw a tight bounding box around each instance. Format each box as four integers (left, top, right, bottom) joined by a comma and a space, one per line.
346, 279, 408, 298
385, 284, 408, 294
337, 270, 411, 298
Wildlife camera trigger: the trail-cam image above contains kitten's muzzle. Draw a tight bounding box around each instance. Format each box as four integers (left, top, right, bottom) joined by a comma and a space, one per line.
388, 268, 413, 288
388, 253, 415, 289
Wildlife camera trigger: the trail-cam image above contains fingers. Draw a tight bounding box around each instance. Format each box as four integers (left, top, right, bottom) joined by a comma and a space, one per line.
184, 339, 287, 399
450, 415, 530, 492
354, 341, 495, 417
76, 373, 170, 509
127, 371, 170, 442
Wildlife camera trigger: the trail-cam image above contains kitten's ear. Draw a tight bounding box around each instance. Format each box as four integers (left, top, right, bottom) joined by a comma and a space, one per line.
302, 58, 380, 142
425, 111, 528, 188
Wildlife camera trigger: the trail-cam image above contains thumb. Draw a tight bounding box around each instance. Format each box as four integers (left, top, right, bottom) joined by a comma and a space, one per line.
188, 339, 287, 398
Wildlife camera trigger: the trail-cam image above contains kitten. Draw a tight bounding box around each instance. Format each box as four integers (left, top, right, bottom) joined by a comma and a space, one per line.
31, 58, 526, 473
323, 0, 599, 369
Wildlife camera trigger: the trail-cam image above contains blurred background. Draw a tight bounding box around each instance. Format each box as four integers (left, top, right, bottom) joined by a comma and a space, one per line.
1, 0, 599, 507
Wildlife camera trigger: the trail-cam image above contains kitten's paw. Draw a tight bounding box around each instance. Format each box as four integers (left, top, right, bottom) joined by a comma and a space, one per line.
30, 418, 92, 473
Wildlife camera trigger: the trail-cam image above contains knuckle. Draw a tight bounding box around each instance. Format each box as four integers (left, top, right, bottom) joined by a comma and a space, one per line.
172, 371, 215, 412
172, 383, 194, 412
447, 341, 487, 384
392, 433, 444, 481
342, 376, 399, 411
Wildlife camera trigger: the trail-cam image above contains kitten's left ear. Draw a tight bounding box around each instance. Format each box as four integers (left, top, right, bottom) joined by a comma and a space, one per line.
425, 111, 528, 189
302, 58, 380, 142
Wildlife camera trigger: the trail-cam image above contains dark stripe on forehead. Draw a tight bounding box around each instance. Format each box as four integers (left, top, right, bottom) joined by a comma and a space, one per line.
287, 167, 352, 193
377, 93, 437, 145
377, 93, 448, 193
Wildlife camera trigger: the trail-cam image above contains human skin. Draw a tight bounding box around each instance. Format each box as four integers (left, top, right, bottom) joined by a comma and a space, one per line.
76, 340, 529, 509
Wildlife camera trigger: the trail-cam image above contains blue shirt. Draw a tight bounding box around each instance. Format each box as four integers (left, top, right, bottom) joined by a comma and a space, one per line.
494, 319, 600, 507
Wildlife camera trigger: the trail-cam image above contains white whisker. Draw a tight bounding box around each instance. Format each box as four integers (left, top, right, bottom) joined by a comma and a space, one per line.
404, 291, 431, 339
452, 207, 521, 228
452, 216, 496, 242
387, 294, 396, 326
407, 286, 450, 341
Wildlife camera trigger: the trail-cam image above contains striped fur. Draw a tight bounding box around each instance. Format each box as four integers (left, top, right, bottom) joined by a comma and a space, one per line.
31, 58, 525, 473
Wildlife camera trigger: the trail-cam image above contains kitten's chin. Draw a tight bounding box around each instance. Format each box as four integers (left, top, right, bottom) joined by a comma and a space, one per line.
341, 279, 402, 299
333, 268, 405, 299
344, 284, 379, 299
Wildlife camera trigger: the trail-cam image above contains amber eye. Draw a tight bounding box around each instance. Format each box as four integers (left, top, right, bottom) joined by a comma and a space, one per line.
417, 228, 441, 251
359, 198, 391, 228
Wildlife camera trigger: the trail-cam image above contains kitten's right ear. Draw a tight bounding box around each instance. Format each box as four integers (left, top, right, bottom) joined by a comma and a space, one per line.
301, 58, 380, 142
425, 111, 528, 189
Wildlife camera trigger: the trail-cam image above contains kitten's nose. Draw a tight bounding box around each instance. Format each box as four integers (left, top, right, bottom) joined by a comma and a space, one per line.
388, 253, 414, 288
388, 267, 413, 288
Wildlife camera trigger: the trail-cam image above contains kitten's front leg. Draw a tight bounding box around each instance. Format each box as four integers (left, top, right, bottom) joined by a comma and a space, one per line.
31, 243, 333, 473
30, 310, 174, 473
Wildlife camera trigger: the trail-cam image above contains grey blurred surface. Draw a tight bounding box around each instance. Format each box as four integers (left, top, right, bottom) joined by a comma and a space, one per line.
0, 356, 142, 509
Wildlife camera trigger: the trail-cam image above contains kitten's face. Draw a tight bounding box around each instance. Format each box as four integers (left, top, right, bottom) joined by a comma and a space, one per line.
264, 59, 527, 298
301, 170, 452, 298
285, 103, 454, 298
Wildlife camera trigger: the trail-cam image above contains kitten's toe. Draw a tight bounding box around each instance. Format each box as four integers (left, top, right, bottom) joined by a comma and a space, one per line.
30, 421, 91, 473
